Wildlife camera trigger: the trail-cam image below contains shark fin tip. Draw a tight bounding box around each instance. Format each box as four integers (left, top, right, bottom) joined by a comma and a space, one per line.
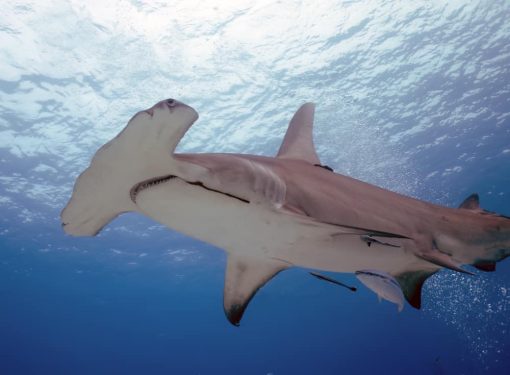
224, 303, 245, 327
223, 254, 288, 326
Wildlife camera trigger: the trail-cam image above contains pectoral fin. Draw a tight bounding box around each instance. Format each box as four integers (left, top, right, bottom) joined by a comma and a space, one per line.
223, 254, 289, 326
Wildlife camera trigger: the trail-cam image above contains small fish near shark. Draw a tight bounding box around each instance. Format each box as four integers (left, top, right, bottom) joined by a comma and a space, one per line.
355, 270, 406, 312
61, 99, 510, 326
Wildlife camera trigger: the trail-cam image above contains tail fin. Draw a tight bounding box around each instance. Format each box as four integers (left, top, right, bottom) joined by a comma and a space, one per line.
458, 193, 510, 271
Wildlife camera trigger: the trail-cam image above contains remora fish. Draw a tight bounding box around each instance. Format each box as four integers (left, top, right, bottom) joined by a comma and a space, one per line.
61, 99, 510, 326
355, 270, 405, 312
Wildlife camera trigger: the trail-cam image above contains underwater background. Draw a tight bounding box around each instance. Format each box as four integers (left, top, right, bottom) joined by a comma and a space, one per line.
1, 1, 509, 374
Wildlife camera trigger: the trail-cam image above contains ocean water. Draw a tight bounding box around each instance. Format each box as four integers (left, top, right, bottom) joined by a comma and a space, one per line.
1, 1, 510, 374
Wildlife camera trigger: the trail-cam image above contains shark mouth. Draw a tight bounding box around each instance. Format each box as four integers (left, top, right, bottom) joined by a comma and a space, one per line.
130, 175, 250, 204
130, 175, 177, 203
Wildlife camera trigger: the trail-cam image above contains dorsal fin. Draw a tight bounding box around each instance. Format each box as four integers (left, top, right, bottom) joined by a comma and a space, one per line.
223, 254, 289, 326
277, 103, 321, 164
459, 193, 480, 210
394, 270, 437, 309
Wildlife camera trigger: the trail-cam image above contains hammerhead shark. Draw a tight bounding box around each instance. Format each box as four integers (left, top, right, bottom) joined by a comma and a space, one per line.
61, 99, 510, 325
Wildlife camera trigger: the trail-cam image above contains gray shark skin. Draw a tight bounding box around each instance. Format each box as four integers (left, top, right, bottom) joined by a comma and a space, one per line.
61, 99, 510, 326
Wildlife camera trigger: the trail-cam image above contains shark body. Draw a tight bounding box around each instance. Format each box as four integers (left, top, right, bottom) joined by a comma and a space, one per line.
62, 99, 510, 325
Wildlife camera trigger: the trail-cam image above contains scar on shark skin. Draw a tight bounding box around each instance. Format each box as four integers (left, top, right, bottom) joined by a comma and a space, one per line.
61, 98, 510, 326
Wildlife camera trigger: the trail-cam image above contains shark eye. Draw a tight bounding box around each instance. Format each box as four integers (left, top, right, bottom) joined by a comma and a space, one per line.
166, 99, 177, 107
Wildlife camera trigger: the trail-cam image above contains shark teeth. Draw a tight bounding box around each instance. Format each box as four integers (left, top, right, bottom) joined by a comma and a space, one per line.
130, 175, 176, 203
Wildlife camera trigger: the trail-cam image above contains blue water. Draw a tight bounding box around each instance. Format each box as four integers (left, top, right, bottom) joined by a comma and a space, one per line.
1, 1, 510, 374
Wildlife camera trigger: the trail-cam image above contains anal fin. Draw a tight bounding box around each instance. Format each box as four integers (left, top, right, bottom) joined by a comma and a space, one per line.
224, 254, 289, 326
395, 270, 437, 309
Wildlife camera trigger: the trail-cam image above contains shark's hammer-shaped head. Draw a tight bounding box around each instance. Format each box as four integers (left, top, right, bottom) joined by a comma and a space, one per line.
61, 99, 198, 236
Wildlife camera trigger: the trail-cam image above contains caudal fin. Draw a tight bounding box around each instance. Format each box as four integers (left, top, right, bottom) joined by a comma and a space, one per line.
458, 193, 510, 271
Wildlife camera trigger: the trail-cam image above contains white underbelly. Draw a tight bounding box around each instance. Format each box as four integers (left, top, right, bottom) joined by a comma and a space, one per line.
134, 178, 420, 274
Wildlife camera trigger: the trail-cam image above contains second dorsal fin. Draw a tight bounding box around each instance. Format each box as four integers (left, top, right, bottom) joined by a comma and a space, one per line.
277, 103, 321, 165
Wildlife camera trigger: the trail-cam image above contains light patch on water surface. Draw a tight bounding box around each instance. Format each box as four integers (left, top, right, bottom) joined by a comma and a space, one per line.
166, 248, 202, 263
32, 164, 58, 174
442, 166, 463, 176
